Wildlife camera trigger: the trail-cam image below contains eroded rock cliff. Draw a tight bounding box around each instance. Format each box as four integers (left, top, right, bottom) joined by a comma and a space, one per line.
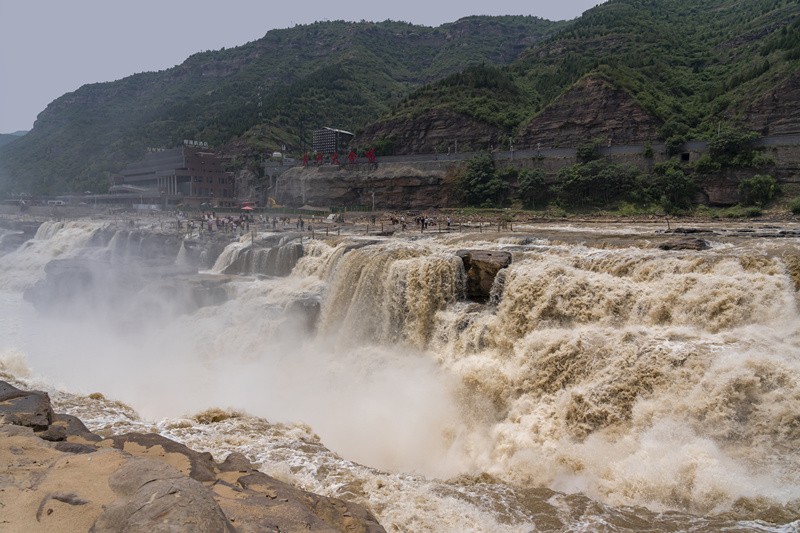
277, 162, 457, 209
745, 73, 800, 136
357, 110, 507, 156
517, 76, 662, 148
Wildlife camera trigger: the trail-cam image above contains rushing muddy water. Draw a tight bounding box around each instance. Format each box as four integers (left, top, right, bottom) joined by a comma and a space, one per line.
1, 218, 799, 531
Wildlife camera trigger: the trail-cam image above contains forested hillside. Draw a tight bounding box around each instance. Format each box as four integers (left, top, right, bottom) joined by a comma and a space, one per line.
2, 0, 799, 195
0, 16, 561, 194
362, 0, 800, 153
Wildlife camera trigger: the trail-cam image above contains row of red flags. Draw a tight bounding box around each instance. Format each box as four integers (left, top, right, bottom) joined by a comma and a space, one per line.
302, 148, 377, 166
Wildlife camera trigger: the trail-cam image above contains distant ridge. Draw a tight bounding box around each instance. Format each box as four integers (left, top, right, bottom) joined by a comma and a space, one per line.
0, 131, 27, 149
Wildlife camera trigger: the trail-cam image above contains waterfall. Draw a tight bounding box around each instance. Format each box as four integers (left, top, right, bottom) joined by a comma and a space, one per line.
3, 220, 800, 530
211, 236, 304, 276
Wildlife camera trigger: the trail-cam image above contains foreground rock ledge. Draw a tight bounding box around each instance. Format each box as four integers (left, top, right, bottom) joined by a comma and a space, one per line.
0, 381, 385, 533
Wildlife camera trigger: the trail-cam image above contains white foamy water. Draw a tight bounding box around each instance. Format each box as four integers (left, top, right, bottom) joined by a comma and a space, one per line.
1, 218, 800, 532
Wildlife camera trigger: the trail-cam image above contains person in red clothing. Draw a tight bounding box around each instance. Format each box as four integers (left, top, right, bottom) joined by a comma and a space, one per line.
348, 149, 357, 164
302, 152, 309, 167
331, 152, 339, 165
315, 152, 324, 165
366, 147, 377, 164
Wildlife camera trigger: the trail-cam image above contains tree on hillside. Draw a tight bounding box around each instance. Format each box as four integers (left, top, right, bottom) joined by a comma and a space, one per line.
648, 161, 696, 213
696, 128, 774, 170
555, 160, 638, 208
458, 154, 509, 207
708, 129, 760, 165
576, 140, 602, 163
517, 168, 548, 209
739, 174, 779, 206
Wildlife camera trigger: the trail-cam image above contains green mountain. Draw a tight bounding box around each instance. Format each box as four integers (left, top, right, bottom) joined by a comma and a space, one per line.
3, 1, 798, 196
362, 0, 800, 153
0, 16, 563, 194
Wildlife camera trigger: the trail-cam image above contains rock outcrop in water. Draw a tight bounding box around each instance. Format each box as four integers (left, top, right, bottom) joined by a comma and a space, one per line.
657, 238, 710, 251
457, 249, 512, 302
0, 381, 386, 533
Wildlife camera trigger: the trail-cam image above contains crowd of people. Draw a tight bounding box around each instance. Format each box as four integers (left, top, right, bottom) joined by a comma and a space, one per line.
175, 208, 471, 240
178, 211, 255, 234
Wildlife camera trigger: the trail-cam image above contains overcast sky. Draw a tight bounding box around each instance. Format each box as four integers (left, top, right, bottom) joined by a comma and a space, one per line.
0, 0, 604, 134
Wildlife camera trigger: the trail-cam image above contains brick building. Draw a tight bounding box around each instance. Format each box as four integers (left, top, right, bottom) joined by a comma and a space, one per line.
112, 145, 235, 207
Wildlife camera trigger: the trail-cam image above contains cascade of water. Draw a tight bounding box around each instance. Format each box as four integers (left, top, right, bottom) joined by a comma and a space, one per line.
314, 242, 464, 348
3, 223, 800, 531
211, 237, 304, 276
210, 241, 248, 273
0, 221, 104, 289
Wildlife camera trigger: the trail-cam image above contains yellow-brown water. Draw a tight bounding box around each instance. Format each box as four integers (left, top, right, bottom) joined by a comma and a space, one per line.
1, 219, 799, 531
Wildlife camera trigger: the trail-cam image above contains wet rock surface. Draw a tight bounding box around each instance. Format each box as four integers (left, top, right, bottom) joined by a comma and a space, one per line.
0, 381, 54, 431
658, 238, 711, 251
0, 380, 386, 533
457, 249, 513, 302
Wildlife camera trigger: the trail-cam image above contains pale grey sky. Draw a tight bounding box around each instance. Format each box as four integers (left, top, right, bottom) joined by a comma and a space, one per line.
0, 0, 604, 133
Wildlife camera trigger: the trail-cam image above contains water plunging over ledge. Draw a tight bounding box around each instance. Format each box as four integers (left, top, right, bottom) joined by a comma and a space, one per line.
1, 217, 799, 532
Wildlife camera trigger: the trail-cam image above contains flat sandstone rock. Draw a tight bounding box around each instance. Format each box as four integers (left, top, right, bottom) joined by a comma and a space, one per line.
0, 381, 385, 533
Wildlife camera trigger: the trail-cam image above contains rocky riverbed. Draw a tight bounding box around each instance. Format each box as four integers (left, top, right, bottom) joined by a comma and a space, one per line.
0, 380, 385, 532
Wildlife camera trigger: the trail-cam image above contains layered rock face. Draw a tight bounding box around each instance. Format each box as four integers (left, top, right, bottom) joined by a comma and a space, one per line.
517, 76, 662, 148
745, 73, 800, 136
0, 381, 386, 533
277, 163, 454, 209
357, 110, 506, 155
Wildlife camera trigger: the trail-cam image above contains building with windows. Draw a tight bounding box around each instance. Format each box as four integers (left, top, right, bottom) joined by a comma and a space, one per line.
312, 127, 354, 155
111, 145, 235, 207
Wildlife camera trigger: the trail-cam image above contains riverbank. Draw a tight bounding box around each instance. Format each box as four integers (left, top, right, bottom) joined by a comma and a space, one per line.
4, 203, 800, 234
